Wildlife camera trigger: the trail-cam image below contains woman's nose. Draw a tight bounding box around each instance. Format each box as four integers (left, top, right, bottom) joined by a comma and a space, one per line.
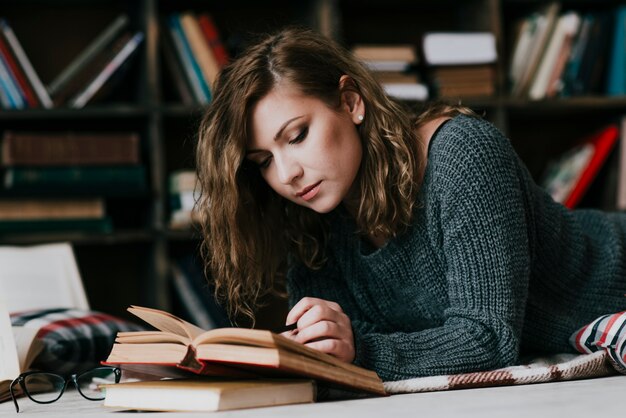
275, 154, 303, 185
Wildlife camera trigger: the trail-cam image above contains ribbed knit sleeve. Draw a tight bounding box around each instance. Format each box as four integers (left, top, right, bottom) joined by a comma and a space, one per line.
288, 116, 535, 381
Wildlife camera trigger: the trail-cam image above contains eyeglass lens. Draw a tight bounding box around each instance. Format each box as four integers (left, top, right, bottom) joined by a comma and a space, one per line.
75, 367, 119, 400
23, 373, 65, 403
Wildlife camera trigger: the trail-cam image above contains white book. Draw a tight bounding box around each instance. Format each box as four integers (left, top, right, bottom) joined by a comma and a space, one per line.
0, 242, 89, 313
422, 32, 497, 65
0, 18, 53, 108
70, 32, 144, 109
383, 83, 429, 101
528, 12, 581, 100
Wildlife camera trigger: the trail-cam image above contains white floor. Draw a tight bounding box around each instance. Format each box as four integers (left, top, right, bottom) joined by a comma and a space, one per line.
1, 375, 624, 418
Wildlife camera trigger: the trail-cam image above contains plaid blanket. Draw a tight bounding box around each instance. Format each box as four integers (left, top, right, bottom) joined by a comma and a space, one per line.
385, 311, 626, 394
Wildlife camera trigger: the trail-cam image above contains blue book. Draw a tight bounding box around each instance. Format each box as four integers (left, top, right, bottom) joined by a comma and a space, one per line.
607, 6, 626, 96
168, 14, 211, 103
0, 49, 24, 108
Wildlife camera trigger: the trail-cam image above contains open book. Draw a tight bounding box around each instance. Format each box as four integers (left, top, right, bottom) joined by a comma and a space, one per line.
104, 305, 386, 396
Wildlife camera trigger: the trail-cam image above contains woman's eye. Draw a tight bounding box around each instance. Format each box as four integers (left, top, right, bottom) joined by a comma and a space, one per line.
288, 127, 308, 145
258, 157, 272, 169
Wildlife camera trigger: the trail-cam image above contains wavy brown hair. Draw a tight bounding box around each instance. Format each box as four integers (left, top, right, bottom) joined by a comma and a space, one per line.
196, 27, 475, 321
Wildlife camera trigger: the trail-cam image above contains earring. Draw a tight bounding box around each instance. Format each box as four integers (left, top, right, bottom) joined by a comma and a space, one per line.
357, 115, 364, 121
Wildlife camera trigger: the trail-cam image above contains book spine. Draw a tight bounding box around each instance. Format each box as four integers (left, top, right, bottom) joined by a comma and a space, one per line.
4, 166, 147, 194
0, 18, 53, 108
607, 6, 626, 96
69, 32, 144, 109
0, 198, 105, 220
197, 14, 229, 67
168, 14, 211, 102
161, 27, 195, 105
48, 14, 129, 96
0, 217, 113, 234
0, 32, 38, 107
1, 131, 141, 166
0, 39, 28, 108
179, 12, 220, 89
564, 125, 620, 208
0, 53, 22, 108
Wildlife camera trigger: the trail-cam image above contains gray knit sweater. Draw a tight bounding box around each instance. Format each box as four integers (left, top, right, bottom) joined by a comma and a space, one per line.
287, 115, 626, 381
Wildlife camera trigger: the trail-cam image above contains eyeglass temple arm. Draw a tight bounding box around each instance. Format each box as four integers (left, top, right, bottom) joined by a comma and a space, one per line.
9, 377, 21, 413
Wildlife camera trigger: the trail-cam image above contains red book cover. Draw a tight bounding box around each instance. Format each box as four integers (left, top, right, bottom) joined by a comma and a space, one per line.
0, 32, 39, 107
197, 13, 229, 67
564, 124, 619, 208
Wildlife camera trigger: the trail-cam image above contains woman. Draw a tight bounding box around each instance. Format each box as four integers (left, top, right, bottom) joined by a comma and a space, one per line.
195, 27, 626, 381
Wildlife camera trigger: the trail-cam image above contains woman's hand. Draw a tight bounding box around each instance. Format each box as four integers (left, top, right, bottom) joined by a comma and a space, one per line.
281, 297, 355, 363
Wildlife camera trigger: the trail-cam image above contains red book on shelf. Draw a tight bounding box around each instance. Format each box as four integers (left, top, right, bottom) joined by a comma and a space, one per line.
0, 32, 39, 107
197, 13, 229, 67
564, 124, 619, 209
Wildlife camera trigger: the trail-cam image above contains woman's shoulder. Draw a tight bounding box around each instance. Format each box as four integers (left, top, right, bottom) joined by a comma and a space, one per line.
427, 114, 517, 169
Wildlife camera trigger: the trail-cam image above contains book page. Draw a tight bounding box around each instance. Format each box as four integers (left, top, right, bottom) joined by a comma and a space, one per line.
128, 306, 205, 340
0, 297, 20, 380
13, 326, 43, 371
0, 243, 89, 312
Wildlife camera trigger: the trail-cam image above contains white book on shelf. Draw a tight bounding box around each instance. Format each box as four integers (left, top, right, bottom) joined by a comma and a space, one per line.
69, 31, 144, 109
422, 32, 496, 65
0, 18, 53, 108
528, 11, 581, 100
0, 242, 89, 313
383, 83, 429, 101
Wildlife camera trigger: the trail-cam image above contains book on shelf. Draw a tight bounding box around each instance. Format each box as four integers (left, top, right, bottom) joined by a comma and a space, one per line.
510, 2, 561, 97
0, 198, 105, 221
1, 131, 140, 166
168, 169, 200, 229
541, 124, 620, 209
0, 18, 53, 108
101, 377, 315, 412
606, 6, 626, 96
0, 48, 25, 109
422, 32, 497, 66
0, 217, 113, 234
69, 31, 144, 109
0, 29, 38, 108
161, 25, 195, 105
167, 14, 211, 103
197, 13, 229, 67
47, 14, 129, 97
3, 166, 147, 195
104, 305, 386, 396
528, 11, 581, 100
616, 117, 626, 210
179, 12, 220, 90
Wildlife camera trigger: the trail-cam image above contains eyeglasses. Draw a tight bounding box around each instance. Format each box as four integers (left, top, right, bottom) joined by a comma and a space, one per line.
9, 366, 121, 413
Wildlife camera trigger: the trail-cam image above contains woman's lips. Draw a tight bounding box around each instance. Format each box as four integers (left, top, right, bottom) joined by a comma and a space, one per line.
298, 181, 322, 201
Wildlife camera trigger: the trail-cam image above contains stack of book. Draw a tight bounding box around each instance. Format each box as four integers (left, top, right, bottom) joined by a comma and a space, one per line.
422, 32, 497, 99
168, 169, 200, 230
162, 12, 229, 105
351, 44, 428, 101
0, 14, 143, 109
0, 131, 146, 234
101, 305, 386, 412
509, 3, 625, 99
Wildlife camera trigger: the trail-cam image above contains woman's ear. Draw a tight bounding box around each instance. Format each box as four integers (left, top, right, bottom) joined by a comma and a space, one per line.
339, 75, 365, 125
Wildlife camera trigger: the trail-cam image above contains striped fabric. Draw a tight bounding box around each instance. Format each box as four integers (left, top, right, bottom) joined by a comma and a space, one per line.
570, 311, 626, 373
11, 308, 144, 375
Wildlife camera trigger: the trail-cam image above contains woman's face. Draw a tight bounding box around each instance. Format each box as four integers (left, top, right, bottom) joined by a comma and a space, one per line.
247, 82, 363, 213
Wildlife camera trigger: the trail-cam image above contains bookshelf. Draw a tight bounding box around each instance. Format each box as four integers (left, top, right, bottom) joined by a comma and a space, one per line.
1, 0, 624, 325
